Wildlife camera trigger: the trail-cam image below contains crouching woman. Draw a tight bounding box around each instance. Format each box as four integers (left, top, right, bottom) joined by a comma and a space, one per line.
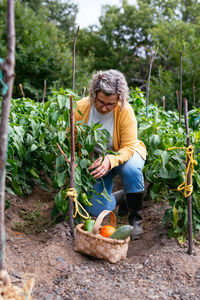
74, 69, 146, 238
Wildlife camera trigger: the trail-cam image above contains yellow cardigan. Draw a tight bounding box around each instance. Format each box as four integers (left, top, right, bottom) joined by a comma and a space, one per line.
74, 97, 146, 169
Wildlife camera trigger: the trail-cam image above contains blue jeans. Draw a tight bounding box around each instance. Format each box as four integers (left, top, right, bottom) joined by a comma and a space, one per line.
87, 151, 145, 217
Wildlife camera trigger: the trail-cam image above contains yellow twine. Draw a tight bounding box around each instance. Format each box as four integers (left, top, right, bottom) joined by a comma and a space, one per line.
66, 188, 90, 220
167, 145, 198, 197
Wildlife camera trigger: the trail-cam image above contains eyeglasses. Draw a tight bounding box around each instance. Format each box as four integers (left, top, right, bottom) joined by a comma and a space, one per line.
95, 98, 118, 110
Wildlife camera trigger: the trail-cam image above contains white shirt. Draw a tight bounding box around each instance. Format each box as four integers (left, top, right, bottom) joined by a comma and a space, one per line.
88, 105, 114, 154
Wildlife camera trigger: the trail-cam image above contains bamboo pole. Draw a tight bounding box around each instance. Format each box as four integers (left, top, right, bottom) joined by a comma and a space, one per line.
192, 78, 196, 107
162, 96, 165, 111
176, 90, 180, 112
179, 50, 183, 123
69, 95, 75, 237
184, 98, 193, 255
19, 83, 25, 98
81, 87, 86, 98
42, 79, 46, 104
72, 26, 79, 91
0, 0, 15, 270
57, 95, 76, 238
146, 50, 156, 118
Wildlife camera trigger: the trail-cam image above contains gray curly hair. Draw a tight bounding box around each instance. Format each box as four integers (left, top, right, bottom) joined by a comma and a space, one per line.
89, 69, 129, 108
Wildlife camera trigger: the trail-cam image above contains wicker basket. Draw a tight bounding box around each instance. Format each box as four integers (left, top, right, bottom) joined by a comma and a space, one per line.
74, 210, 130, 263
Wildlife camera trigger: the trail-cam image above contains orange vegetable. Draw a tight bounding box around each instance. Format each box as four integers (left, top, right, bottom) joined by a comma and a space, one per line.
100, 225, 116, 238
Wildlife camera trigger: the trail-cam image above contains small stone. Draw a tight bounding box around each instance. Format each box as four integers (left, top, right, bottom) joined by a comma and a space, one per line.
135, 264, 143, 270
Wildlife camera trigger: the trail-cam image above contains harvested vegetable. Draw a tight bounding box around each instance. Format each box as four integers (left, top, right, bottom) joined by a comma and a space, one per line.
84, 219, 95, 232
100, 225, 116, 238
110, 225, 133, 240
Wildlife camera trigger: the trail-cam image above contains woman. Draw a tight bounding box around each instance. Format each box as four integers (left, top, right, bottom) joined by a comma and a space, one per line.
74, 69, 146, 238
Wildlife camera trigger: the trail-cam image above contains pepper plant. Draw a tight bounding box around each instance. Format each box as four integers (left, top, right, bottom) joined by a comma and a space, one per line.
43, 89, 113, 221
130, 89, 200, 241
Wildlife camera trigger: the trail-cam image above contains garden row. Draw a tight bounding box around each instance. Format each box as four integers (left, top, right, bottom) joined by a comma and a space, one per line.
2, 89, 200, 241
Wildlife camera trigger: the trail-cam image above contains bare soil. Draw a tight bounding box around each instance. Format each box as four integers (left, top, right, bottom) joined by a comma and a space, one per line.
4, 182, 200, 300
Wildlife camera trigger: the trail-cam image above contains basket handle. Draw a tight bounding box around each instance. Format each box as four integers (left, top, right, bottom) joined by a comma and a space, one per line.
92, 210, 116, 234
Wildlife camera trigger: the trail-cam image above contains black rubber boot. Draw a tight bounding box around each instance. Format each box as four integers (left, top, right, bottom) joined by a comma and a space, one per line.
126, 192, 144, 239
112, 190, 128, 216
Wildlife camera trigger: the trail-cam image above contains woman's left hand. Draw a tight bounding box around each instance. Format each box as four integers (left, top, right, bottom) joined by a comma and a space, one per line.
88, 155, 111, 179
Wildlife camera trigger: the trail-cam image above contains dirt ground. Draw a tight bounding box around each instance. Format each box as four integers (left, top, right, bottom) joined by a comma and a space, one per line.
4, 181, 200, 300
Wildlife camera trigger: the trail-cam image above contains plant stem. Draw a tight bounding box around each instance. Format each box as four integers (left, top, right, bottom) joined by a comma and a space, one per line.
0, 0, 15, 270
57, 143, 71, 165
184, 98, 192, 255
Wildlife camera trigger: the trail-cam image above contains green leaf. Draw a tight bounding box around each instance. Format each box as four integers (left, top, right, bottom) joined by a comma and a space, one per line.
159, 166, 177, 179
29, 169, 40, 179
150, 189, 160, 200
6, 186, 16, 195
100, 179, 112, 202
172, 205, 178, 229
81, 148, 89, 156
56, 155, 65, 169
11, 180, 23, 196
58, 131, 66, 143
44, 100, 51, 111
80, 158, 89, 169
150, 134, 161, 150
13, 125, 25, 139
57, 95, 70, 109
195, 172, 200, 188
30, 144, 38, 152
153, 149, 162, 156
54, 189, 68, 212
57, 170, 67, 187
30, 119, 37, 132
161, 151, 170, 168
26, 133, 33, 146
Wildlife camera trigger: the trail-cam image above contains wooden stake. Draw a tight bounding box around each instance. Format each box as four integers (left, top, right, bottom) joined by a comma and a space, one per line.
192, 78, 196, 107
69, 95, 75, 237
146, 50, 156, 118
42, 79, 46, 104
176, 90, 180, 112
162, 96, 165, 111
179, 50, 183, 123
72, 26, 79, 91
0, 0, 15, 270
57, 96, 76, 238
81, 87, 86, 98
184, 98, 193, 255
19, 83, 25, 97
